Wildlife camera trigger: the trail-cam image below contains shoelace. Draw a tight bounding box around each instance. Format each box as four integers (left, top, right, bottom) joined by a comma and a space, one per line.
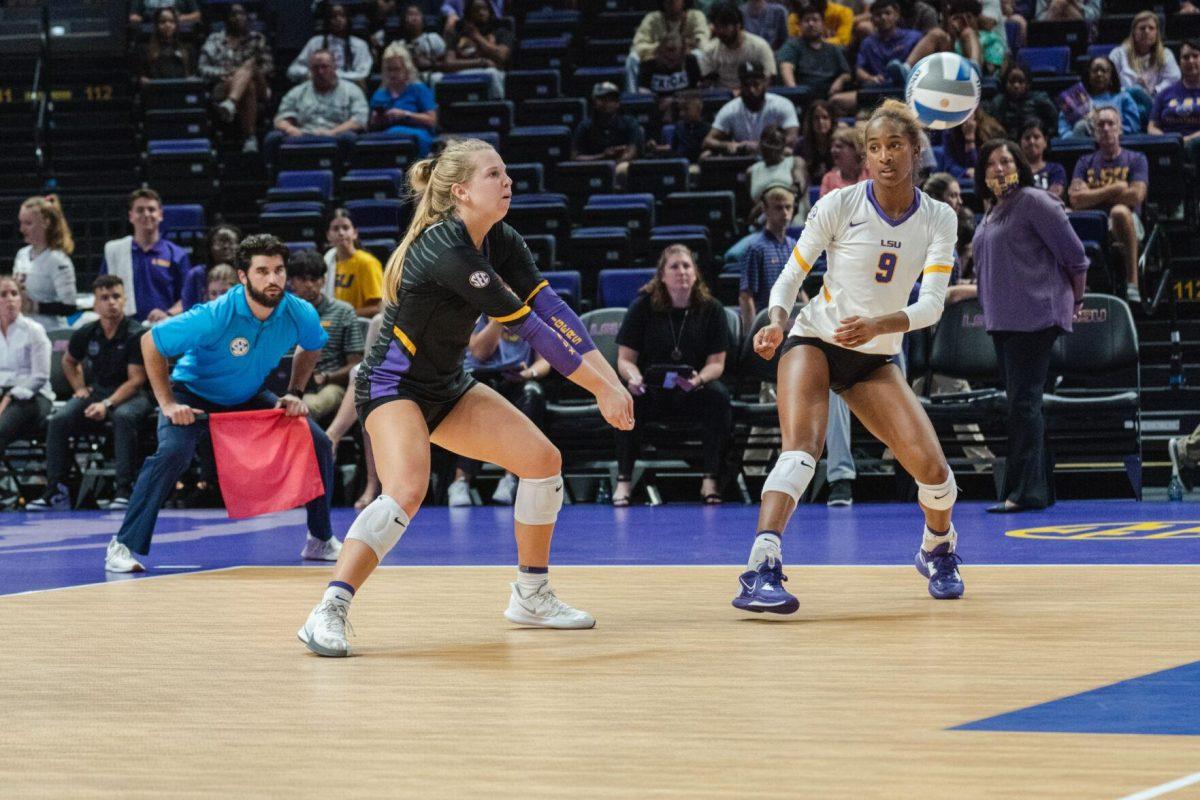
758, 562, 789, 589
316, 601, 355, 638
531, 586, 575, 617
929, 551, 963, 579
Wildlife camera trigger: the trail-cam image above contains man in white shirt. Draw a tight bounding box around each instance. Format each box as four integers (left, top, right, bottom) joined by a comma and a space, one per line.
703, 61, 800, 156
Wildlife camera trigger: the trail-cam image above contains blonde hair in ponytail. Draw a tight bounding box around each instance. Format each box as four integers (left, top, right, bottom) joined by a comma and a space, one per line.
383, 137, 495, 305
21, 194, 75, 255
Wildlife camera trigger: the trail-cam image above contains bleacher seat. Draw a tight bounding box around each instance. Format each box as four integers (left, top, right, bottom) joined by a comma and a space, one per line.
579, 37, 632, 68
697, 156, 757, 213
507, 162, 544, 193
700, 89, 734, 120
339, 168, 403, 201
260, 201, 325, 244
161, 204, 207, 247
523, 233, 556, 267
140, 78, 208, 111
515, 35, 573, 71
521, 8, 581, 38
518, 97, 587, 129
286, 241, 318, 254
1025, 20, 1089, 59
345, 199, 407, 239
434, 73, 493, 105
267, 170, 334, 203
1017, 46, 1070, 75
648, 225, 712, 274
350, 136, 418, 171
627, 159, 689, 199
569, 227, 632, 275
277, 139, 339, 174
143, 139, 218, 199
438, 130, 501, 150
142, 108, 209, 140
597, 268, 654, 308
568, 66, 625, 99
1096, 15, 1137, 49
661, 191, 738, 250
583, 194, 655, 243
504, 125, 573, 169
540, 270, 583, 310
1122, 133, 1186, 219
619, 93, 656, 130
768, 85, 811, 109
361, 237, 398, 265
505, 69, 561, 101
552, 160, 616, 212
506, 193, 571, 237
1004, 18, 1024, 50
441, 100, 514, 137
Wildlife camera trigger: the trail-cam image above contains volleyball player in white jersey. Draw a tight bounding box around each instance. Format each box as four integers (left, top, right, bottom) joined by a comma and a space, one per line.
732, 99, 965, 614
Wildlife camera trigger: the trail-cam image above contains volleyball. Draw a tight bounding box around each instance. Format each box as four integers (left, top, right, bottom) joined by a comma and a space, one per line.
905, 52, 981, 130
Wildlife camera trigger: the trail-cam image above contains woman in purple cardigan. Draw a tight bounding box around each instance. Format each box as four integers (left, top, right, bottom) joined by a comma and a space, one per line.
973, 139, 1089, 513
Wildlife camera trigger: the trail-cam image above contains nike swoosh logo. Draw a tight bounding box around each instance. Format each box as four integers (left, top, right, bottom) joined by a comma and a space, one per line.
393, 517, 408, 527
555, 486, 562, 493
934, 492, 949, 499
848, 220, 867, 227
801, 461, 814, 469
741, 577, 755, 592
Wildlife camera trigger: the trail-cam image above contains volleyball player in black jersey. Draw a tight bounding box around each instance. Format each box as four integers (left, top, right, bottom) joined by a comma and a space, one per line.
299, 138, 634, 656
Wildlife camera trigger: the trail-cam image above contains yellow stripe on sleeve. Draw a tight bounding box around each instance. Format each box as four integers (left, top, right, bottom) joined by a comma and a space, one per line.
523, 280, 549, 305
923, 264, 954, 275
490, 305, 531, 324
392, 325, 417, 356
790, 244, 813, 274
821, 284, 831, 302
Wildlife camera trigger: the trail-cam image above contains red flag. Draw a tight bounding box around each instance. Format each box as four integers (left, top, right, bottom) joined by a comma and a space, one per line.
208, 409, 325, 519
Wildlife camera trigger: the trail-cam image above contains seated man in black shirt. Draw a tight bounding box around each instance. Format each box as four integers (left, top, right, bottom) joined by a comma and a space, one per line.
28, 275, 153, 511
636, 33, 703, 125
778, 4, 855, 115
571, 82, 645, 187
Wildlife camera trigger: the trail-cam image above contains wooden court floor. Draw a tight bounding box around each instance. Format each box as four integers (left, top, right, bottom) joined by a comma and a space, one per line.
3, 566, 1198, 799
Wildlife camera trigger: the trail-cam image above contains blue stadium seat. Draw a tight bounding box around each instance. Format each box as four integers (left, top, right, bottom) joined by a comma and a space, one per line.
143, 108, 209, 140
697, 156, 757, 213
339, 168, 403, 201
551, 160, 616, 212
441, 100, 514, 137
767, 85, 811, 109
648, 225, 712, 273
140, 78, 208, 111
1047, 136, 1097, 185
579, 37, 633, 69
434, 73, 493, 105
350, 136, 418, 171
507, 193, 571, 237
1026, 19, 1089, 59
808, 185, 820, 207
345, 199, 408, 239
161, 204, 207, 247
568, 66, 625, 99
144, 139, 217, 200
504, 125, 573, 168
540, 270, 583, 310
507, 162, 545, 193
523, 233, 556, 267
569, 226, 632, 274
1122, 133, 1186, 219
583, 194, 655, 240
518, 97, 588, 129
1004, 19, 1024, 50
285, 241, 318, 254
515, 35, 573, 71
1068, 211, 1108, 248
661, 191, 737, 250
268, 170, 334, 203
627, 158, 689, 199
597, 268, 654, 308
505, 69, 562, 101
260, 201, 324, 244
361, 237, 398, 266
1097, 14, 1136, 47
619, 93, 656, 130
1017, 46, 1071, 75
437, 130, 501, 149
700, 88, 734, 120
521, 9, 581, 38
277, 139, 339, 174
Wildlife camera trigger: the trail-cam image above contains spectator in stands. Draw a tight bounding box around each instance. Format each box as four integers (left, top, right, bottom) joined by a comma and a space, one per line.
741, 0, 789, 49
1058, 56, 1141, 138
0, 277, 52, 462
703, 62, 799, 156
324, 314, 385, 510
129, 0, 199, 27
14, 195, 76, 331
738, 185, 798, 331
286, 250, 365, 425
439, 0, 512, 100
398, 3, 447, 76
660, 90, 711, 161
447, 318, 551, 507
27, 276, 152, 512
206, 264, 238, 301
703, 3, 777, 93
974, 139, 1088, 513
1069, 105, 1149, 303
1110, 11, 1181, 120
947, 0, 1008, 76
746, 126, 808, 224
440, 0, 502, 35
268, 49, 369, 166
786, 0, 857, 47
820, 126, 869, 195
101, 188, 189, 324
323, 208, 384, 317
1149, 39, 1200, 163
199, 3, 274, 154
944, 107, 1005, 179
922, 171, 978, 285
102, 234, 341, 573
613, 244, 732, 506
986, 62, 1058, 141
1020, 120, 1067, 200
369, 42, 438, 157
136, 8, 195, 83
181, 224, 240, 312
778, 4, 855, 116
288, 3, 374, 85
1034, 0, 1100, 27
855, 0, 925, 86
1169, 425, 1200, 495
628, 0, 712, 93
800, 99, 836, 185
572, 83, 645, 186
637, 33, 703, 110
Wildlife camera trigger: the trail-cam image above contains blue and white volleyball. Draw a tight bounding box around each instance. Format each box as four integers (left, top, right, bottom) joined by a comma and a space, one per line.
905, 52, 981, 130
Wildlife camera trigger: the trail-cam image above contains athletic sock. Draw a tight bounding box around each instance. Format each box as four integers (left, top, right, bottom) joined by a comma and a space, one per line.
517, 565, 548, 592
324, 581, 355, 607
922, 524, 956, 554
748, 531, 783, 570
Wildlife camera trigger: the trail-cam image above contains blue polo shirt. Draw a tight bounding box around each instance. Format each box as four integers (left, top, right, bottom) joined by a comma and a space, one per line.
738, 228, 796, 310
151, 285, 328, 406
101, 237, 191, 321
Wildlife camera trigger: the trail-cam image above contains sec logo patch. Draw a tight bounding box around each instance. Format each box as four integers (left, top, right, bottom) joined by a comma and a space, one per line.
229, 337, 250, 357
468, 270, 490, 288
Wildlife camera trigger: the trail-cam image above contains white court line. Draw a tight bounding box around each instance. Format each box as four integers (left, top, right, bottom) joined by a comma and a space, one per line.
1117, 771, 1200, 800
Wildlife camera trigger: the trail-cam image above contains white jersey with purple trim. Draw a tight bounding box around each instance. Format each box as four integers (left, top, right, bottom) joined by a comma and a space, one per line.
768, 180, 958, 355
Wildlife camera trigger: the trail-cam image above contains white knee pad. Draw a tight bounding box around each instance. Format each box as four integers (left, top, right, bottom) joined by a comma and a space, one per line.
761, 450, 817, 503
346, 494, 409, 560
917, 473, 958, 511
514, 475, 564, 525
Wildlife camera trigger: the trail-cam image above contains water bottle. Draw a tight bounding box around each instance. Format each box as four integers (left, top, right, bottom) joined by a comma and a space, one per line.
1167, 474, 1185, 502
595, 480, 611, 505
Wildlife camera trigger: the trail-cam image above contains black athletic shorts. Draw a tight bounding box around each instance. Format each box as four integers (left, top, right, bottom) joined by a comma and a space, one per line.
357, 376, 477, 433
780, 336, 894, 394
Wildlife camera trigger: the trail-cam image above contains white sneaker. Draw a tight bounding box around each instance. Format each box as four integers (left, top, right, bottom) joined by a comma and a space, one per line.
447, 478, 473, 507
491, 472, 518, 505
300, 533, 343, 561
104, 536, 144, 573
216, 98, 236, 122
26, 482, 69, 511
504, 580, 595, 629
107, 496, 130, 510
297, 600, 352, 657
242, 136, 259, 153
1127, 283, 1142, 304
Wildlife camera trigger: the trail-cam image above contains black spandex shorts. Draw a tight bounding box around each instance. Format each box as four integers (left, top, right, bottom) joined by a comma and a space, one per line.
357, 377, 477, 433
780, 336, 894, 394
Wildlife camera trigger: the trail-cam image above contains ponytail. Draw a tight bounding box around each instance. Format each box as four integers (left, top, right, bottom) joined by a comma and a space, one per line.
22, 194, 75, 255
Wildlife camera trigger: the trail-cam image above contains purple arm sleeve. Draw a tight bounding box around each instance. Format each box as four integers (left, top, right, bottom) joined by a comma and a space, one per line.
507, 312, 583, 377
529, 286, 597, 355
